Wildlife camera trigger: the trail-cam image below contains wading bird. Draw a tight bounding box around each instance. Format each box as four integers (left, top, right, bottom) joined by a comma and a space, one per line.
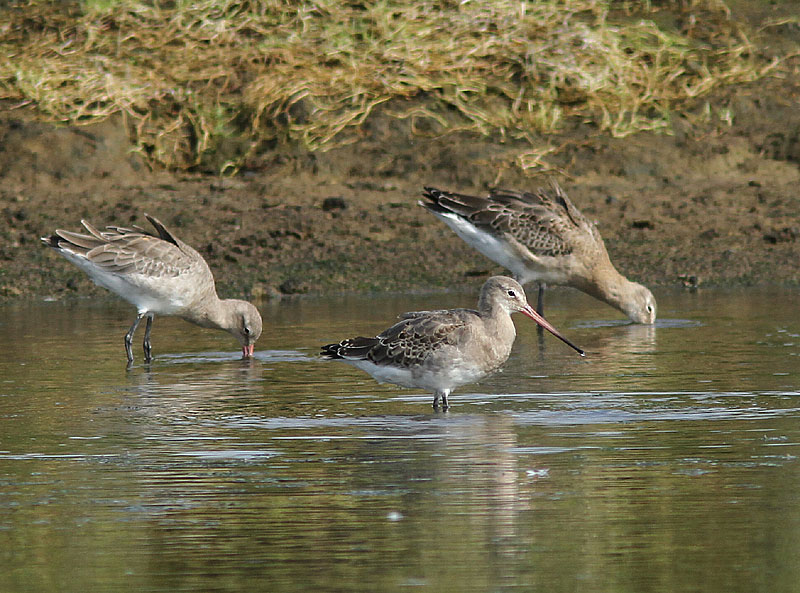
42, 214, 262, 365
322, 276, 583, 410
420, 184, 656, 324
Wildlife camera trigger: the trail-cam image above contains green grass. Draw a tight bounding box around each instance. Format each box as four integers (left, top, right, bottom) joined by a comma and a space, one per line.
0, 0, 779, 173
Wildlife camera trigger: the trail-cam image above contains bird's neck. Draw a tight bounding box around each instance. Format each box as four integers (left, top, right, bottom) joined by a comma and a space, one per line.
582, 261, 633, 314
181, 294, 229, 330
479, 303, 517, 356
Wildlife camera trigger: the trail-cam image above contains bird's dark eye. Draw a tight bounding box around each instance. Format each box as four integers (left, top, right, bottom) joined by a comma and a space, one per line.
243, 326, 251, 335
507, 290, 516, 298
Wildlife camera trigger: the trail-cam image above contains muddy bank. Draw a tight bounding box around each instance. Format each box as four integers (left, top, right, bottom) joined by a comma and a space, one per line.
3, 0, 800, 303
2, 70, 800, 302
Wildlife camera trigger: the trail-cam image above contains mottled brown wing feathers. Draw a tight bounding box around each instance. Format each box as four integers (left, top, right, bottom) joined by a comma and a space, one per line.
86, 243, 139, 274
422, 185, 576, 257
497, 184, 590, 229
322, 310, 473, 367
44, 216, 195, 278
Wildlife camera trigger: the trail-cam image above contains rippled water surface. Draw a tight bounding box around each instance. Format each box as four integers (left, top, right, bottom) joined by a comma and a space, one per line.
1, 288, 799, 592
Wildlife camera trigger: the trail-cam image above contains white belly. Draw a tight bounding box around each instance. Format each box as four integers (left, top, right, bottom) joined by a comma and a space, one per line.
433, 212, 573, 286
61, 251, 192, 315
348, 357, 488, 394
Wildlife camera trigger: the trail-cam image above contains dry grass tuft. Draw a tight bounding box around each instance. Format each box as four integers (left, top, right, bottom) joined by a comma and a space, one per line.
0, 0, 780, 172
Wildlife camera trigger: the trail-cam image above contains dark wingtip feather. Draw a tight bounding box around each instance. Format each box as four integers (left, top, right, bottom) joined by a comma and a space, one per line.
419, 186, 460, 215
422, 186, 443, 197
320, 343, 344, 359
419, 187, 438, 208
144, 213, 180, 247
321, 337, 379, 360
421, 186, 449, 202
41, 234, 60, 248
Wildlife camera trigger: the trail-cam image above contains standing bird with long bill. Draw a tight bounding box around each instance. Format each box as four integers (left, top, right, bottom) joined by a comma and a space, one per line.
322, 276, 583, 410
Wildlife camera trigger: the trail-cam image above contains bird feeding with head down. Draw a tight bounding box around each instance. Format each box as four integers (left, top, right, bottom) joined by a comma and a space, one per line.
42, 214, 262, 365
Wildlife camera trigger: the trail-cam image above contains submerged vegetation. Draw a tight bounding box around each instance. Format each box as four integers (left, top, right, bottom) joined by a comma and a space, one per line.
0, 0, 781, 172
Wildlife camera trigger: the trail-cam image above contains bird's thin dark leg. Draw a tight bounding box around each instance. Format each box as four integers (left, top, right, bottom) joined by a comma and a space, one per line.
537, 283, 546, 316
432, 390, 450, 411
125, 313, 145, 364
142, 314, 154, 363
536, 282, 546, 338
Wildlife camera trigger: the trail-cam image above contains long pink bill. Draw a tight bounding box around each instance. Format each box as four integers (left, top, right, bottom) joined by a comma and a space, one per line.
521, 305, 585, 356
242, 344, 255, 358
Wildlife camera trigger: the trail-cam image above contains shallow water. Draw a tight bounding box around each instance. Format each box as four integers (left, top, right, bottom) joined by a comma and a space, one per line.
1, 288, 799, 593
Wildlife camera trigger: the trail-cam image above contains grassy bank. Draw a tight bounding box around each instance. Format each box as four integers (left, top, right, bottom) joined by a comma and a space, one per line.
0, 0, 776, 173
